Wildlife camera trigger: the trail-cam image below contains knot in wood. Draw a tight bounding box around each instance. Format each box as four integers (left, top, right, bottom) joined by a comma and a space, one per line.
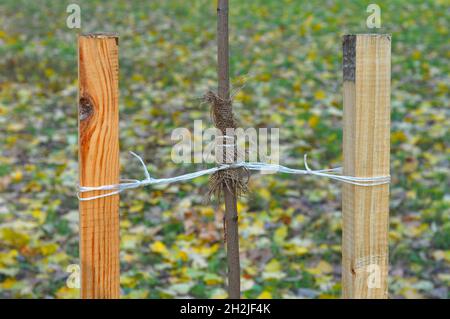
79, 96, 94, 121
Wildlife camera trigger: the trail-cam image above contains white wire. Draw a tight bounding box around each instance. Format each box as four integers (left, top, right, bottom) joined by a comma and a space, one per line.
78, 152, 390, 201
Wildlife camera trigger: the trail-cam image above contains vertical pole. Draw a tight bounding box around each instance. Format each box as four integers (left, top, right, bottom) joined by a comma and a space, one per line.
78, 34, 120, 299
342, 34, 391, 298
217, 0, 240, 299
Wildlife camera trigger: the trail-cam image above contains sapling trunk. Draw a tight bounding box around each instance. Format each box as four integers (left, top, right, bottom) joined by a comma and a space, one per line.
217, 0, 240, 299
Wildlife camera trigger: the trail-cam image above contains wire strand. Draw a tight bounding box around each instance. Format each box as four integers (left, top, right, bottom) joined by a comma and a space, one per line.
78, 152, 390, 201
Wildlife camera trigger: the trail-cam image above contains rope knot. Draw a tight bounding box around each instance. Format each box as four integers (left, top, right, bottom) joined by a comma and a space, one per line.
204, 91, 249, 201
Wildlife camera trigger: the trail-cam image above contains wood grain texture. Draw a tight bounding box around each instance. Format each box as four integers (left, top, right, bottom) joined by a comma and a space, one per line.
78, 34, 120, 299
342, 34, 391, 299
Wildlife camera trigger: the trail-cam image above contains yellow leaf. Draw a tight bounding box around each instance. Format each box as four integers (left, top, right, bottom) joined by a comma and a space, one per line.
307, 260, 333, 275
271, 113, 283, 125
204, 274, 223, 285
314, 90, 326, 100
312, 23, 323, 31
257, 73, 271, 82
252, 34, 261, 42
411, 50, 421, 60
55, 286, 79, 299
0, 228, 30, 247
150, 241, 168, 255
308, 115, 320, 128
200, 207, 214, 217
121, 220, 132, 229
274, 225, 288, 245
257, 291, 272, 299
307, 49, 317, 60
392, 131, 407, 143
177, 250, 188, 262
123, 290, 149, 299
406, 190, 417, 199
234, 91, 252, 103
284, 243, 308, 256
294, 246, 309, 255
40, 243, 58, 256
45, 68, 55, 78
0, 249, 18, 267
236, 201, 246, 212
259, 188, 271, 201
445, 251, 450, 263
389, 230, 401, 241
0, 105, 7, 116
265, 259, 281, 273
1, 278, 17, 289
123, 253, 136, 263
31, 209, 46, 224
11, 170, 23, 182
293, 81, 302, 93
195, 243, 220, 257
129, 202, 144, 213
245, 266, 258, 276
122, 234, 140, 250
131, 74, 144, 82
122, 276, 139, 288
211, 288, 227, 299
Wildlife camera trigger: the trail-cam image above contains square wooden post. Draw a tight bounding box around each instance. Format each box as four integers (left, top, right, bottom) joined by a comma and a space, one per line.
342, 34, 391, 298
78, 34, 120, 299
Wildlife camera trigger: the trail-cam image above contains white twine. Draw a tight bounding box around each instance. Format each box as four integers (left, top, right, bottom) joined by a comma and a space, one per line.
78, 151, 390, 201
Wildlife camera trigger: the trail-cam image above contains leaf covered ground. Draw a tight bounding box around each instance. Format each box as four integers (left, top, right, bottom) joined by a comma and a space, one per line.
0, 0, 449, 298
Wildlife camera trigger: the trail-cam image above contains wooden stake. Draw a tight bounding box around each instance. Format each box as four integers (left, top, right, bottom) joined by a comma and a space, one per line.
217, 0, 240, 299
342, 34, 391, 299
78, 34, 120, 299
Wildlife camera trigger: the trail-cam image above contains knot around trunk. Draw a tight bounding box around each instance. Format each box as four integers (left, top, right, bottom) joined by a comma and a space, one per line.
204, 91, 249, 201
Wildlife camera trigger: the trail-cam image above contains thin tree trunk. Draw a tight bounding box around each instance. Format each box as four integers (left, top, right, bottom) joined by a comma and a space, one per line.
217, 0, 240, 299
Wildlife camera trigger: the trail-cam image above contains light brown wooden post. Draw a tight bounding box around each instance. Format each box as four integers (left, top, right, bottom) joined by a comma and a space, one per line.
78, 34, 120, 299
342, 34, 391, 299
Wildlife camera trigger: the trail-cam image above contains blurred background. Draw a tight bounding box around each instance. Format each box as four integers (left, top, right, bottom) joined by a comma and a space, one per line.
0, 0, 448, 298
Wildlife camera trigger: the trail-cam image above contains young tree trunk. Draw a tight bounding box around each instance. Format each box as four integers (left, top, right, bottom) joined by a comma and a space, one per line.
217, 0, 240, 299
